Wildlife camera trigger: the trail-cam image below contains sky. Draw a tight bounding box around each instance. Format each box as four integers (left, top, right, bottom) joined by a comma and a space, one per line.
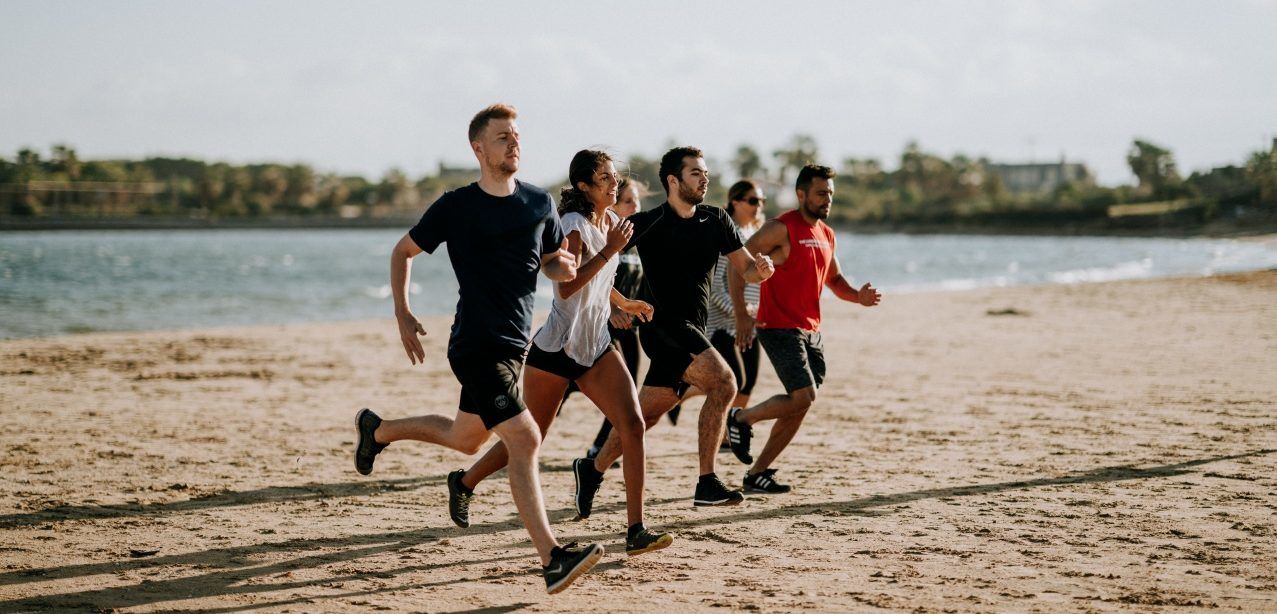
2, 0, 1275, 187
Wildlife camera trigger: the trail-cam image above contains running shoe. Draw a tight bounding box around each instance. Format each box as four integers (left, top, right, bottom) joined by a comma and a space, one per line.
354, 408, 387, 475
743, 468, 792, 494
726, 407, 753, 465
446, 469, 473, 528
626, 527, 674, 556
572, 457, 604, 518
543, 542, 604, 594
693, 473, 744, 507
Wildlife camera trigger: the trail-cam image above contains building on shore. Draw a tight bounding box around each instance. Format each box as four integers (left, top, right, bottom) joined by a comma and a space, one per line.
987, 158, 1094, 195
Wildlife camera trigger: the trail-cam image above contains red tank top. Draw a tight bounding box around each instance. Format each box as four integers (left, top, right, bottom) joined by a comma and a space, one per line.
756, 210, 836, 331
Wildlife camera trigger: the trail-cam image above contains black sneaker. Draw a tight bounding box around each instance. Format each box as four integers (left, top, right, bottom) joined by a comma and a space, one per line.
743, 468, 792, 494
354, 408, 387, 475
543, 542, 604, 594
447, 469, 473, 528
572, 457, 604, 519
626, 527, 673, 556
693, 474, 744, 507
726, 407, 753, 465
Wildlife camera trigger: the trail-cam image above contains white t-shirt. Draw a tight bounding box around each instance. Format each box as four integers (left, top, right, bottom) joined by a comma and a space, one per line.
532, 209, 620, 366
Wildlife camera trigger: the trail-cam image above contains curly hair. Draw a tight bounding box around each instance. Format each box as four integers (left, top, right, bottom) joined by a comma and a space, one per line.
558, 149, 613, 219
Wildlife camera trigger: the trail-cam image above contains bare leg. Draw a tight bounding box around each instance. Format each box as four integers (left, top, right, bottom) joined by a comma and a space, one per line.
575, 350, 647, 527
491, 410, 559, 565
737, 386, 815, 425
737, 386, 816, 474
462, 366, 569, 490
679, 349, 737, 476
375, 409, 493, 455
593, 385, 681, 471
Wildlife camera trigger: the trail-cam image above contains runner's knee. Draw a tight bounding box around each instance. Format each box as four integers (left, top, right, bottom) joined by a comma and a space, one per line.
791, 387, 816, 411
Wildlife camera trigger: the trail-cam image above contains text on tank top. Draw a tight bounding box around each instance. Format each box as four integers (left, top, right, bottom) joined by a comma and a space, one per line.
756, 209, 835, 331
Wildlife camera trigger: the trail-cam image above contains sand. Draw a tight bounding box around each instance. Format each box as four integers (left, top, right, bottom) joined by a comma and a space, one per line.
1, 270, 1275, 612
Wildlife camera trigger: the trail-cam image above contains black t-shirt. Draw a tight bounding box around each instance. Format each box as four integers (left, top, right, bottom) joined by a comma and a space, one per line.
626, 202, 743, 331
408, 181, 564, 357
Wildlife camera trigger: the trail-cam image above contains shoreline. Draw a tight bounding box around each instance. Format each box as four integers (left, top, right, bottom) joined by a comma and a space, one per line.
3, 266, 1275, 343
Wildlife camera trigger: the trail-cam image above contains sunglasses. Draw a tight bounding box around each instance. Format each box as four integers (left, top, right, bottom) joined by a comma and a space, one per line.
745, 196, 766, 206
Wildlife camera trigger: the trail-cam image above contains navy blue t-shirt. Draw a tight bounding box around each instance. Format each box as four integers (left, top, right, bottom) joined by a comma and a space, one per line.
408, 181, 564, 357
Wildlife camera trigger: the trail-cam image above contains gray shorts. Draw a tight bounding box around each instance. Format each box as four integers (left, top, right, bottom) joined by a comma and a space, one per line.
756, 328, 825, 393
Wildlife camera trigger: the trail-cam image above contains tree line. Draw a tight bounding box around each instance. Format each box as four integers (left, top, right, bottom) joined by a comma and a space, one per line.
2, 137, 1274, 227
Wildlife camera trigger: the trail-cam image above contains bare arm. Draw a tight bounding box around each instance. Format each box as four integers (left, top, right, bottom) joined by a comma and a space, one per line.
826, 256, 881, 306
609, 287, 653, 323
726, 246, 774, 284
556, 219, 632, 299
728, 260, 755, 350
390, 233, 427, 364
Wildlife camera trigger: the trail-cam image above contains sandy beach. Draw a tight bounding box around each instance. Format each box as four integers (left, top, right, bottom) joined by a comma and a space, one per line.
2, 270, 1275, 612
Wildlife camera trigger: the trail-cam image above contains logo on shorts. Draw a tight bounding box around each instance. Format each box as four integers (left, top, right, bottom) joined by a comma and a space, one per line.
494, 395, 511, 410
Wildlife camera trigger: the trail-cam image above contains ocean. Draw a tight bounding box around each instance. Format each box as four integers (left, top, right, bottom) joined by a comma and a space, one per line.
2, 229, 1275, 339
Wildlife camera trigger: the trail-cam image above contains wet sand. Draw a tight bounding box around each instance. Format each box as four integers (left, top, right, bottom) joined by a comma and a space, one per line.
2, 271, 1275, 611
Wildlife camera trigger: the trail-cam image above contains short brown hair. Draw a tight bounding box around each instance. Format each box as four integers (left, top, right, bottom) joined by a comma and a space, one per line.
658, 146, 704, 194
468, 103, 518, 142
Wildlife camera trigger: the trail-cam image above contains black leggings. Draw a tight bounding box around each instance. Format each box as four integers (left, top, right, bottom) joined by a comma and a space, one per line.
589, 326, 641, 450
710, 329, 760, 395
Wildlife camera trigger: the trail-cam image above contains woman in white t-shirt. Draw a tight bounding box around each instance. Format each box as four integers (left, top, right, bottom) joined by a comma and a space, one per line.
450, 150, 671, 555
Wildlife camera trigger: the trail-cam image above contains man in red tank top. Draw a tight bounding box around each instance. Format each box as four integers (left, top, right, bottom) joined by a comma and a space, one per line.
724, 164, 881, 494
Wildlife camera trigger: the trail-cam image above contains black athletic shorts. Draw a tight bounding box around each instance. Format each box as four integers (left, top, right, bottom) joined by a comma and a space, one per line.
756, 328, 825, 393
447, 345, 528, 430
526, 342, 613, 382
641, 321, 712, 394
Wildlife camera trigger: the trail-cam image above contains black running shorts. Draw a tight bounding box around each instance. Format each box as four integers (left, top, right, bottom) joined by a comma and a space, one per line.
640, 321, 712, 393
447, 345, 528, 430
526, 342, 613, 382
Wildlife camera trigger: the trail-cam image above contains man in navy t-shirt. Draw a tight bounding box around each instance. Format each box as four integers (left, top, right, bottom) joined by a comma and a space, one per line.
349, 104, 605, 594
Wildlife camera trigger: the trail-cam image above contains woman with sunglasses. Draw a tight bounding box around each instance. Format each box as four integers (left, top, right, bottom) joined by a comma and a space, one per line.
705, 179, 768, 413
447, 150, 672, 557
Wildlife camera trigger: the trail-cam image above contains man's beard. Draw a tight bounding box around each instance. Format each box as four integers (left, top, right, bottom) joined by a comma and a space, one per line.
678, 182, 705, 205
804, 200, 829, 220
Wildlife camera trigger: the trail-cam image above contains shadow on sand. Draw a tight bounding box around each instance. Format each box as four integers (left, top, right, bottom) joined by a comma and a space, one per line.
1, 449, 1270, 611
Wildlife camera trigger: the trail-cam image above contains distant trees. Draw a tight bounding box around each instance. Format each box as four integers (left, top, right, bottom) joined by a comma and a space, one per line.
0, 146, 470, 219
4, 137, 1274, 224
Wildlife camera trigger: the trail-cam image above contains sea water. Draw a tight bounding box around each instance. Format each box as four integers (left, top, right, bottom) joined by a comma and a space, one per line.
1, 229, 1275, 339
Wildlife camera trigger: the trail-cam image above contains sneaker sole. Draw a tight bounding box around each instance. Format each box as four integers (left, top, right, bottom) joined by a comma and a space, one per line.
693, 496, 744, 507
626, 533, 674, 556
743, 486, 792, 494
354, 408, 375, 476
546, 545, 604, 594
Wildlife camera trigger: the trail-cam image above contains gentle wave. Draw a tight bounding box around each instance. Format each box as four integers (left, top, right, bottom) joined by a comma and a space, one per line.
2, 229, 1275, 338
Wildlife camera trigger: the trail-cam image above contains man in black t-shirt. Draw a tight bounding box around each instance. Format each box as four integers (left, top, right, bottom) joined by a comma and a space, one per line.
572, 147, 775, 512
349, 104, 603, 594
